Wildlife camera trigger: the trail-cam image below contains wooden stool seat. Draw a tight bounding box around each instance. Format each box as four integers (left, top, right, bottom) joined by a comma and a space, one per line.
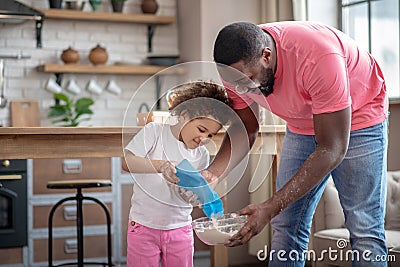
47, 179, 113, 267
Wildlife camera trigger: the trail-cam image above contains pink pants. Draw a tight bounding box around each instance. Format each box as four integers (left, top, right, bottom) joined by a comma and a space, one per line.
126, 221, 194, 267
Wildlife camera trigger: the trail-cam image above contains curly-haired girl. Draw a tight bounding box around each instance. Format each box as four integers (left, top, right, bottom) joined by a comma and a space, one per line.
122, 81, 232, 267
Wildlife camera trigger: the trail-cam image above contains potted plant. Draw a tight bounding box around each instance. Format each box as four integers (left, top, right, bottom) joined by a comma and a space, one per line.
89, 0, 102, 11
110, 0, 126, 13
48, 93, 94, 127
49, 0, 63, 9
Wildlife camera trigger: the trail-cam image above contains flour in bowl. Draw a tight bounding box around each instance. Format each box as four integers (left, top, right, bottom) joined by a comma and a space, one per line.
196, 227, 238, 245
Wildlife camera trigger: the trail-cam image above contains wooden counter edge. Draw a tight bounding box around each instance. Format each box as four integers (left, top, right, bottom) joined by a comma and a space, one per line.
0, 125, 286, 135
0, 125, 286, 159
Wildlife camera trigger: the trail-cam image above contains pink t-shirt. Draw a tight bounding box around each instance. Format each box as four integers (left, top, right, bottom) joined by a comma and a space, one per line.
226, 21, 388, 135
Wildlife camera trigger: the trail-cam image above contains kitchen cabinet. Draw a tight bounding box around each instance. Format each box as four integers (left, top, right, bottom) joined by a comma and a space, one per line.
30, 157, 113, 266
0, 248, 24, 266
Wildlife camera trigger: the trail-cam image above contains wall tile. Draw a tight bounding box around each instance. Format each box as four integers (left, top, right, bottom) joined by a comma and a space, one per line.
0, 0, 178, 127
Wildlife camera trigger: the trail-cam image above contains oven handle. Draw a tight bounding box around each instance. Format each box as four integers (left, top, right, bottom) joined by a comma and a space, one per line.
0, 174, 22, 180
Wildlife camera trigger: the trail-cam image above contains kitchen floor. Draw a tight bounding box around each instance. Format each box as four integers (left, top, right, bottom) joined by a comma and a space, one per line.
109, 253, 266, 267
192, 251, 267, 267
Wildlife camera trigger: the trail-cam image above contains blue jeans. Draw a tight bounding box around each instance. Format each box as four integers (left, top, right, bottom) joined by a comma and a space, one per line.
269, 120, 388, 267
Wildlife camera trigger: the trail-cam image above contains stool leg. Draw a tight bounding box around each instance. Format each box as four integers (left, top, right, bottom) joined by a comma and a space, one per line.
76, 188, 84, 267
85, 196, 112, 266
48, 197, 76, 267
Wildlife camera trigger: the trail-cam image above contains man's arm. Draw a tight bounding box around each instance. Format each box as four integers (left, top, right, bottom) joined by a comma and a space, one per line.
206, 102, 260, 178
227, 106, 351, 246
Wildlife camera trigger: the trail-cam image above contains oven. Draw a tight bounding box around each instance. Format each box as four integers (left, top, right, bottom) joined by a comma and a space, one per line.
0, 159, 28, 248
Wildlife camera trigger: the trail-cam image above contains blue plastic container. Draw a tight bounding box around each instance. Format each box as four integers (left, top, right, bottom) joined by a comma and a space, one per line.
176, 159, 224, 218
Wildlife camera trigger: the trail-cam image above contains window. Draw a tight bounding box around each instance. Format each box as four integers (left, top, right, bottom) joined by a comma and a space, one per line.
341, 0, 400, 98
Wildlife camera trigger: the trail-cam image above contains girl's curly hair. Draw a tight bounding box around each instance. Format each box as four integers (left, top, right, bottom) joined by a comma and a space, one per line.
168, 81, 233, 125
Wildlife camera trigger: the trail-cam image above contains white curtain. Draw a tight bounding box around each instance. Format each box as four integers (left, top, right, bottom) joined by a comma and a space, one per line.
259, 0, 308, 22
260, 0, 294, 22
292, 0, 308, 21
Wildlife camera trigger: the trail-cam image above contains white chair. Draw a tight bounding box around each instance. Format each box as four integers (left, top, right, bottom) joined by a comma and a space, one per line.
311, 171, 400, 267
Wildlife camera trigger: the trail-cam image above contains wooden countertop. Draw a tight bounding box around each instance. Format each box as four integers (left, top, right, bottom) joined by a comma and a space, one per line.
0, 125, 286, 159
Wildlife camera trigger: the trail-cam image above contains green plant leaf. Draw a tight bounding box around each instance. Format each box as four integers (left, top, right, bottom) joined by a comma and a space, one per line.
54, 93, 71, 104
75, 97, 94, 109
48, 107, 68, 118
48, 93, 95, 127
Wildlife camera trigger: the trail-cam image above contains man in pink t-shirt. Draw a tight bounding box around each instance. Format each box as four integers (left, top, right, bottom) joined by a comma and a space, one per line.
209, 21, 388, 266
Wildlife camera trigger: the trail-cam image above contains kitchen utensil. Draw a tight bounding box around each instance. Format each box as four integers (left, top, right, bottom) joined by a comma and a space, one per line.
146, 55, 179, 66
65, 78, 81, 94
0, 59, 7, 108
86, 78, 102, 95
141, 0, 158, 14
192, 213, 248, 245
176, 159, 224, 218
45, 77, 63, 93
10, 101, 40, 126
88, 44, 108, 65
105, 79, 122, 95
61, 47, 80, 64
0, 55, 31, 109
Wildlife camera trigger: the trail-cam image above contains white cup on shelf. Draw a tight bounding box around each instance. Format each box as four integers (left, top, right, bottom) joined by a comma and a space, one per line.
45, 77, 62, 93
65, 78, 81, 95
105, 79, 122, 95
86, 79, 102, 95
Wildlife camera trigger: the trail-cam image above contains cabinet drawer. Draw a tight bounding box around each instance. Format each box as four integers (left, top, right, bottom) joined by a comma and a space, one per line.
33, 235, 112, 263
33, 158, 111, 195
0, 247, 23, 265
33, 202, 112, 229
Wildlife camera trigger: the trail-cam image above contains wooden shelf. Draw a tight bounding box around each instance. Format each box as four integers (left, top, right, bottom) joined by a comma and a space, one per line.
36, 63, 174, 75
38, 8, 176, 24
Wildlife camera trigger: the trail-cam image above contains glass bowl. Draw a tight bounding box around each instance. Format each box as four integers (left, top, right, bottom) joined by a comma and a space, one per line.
192, 213, 248, 245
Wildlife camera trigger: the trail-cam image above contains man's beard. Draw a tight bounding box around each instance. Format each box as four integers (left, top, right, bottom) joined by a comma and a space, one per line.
259, 67, 275, 97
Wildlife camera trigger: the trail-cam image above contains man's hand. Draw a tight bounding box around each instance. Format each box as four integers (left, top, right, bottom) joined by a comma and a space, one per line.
225, 202, 272, 247
159, 161, 179, 184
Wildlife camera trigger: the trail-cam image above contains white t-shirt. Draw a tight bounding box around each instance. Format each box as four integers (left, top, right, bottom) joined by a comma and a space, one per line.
125, 122, 210, 230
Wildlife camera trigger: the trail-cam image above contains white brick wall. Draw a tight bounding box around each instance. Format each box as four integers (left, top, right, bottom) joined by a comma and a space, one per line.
0, 0, 178, 127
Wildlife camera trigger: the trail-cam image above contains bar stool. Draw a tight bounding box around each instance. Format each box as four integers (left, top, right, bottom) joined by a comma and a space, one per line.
47, 179, 113, 267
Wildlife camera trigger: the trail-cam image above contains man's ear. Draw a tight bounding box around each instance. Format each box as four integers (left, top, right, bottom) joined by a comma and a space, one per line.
261, 47, 272, 65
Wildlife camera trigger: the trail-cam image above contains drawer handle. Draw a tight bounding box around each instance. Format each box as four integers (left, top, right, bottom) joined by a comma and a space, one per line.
0, 174, 22, 180
63, 205, 77, 221
64, 239, 78, 254
63, 159, 82, 174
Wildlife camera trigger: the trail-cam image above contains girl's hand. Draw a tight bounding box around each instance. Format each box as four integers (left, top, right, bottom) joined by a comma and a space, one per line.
159, 161, 179, 184
177, 187, 201, 206
201, 169, 219, 189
